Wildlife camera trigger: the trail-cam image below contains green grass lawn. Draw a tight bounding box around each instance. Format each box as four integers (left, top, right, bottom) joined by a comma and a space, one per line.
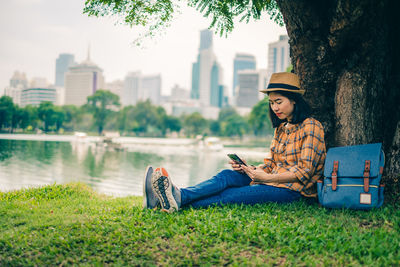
1, 183, 399, 266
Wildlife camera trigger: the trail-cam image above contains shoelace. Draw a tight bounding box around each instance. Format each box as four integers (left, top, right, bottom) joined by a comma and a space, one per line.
156, 176, 170, 209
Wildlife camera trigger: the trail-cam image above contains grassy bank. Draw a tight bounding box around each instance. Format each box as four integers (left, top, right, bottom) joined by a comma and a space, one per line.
1, 184, 399, 266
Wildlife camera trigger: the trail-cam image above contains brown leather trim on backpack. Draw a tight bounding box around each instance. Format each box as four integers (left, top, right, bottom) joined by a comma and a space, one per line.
332, 160, 339, 191
363, 160, 370, 193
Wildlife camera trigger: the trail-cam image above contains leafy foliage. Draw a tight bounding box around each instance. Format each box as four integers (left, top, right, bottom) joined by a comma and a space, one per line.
14, 105, 38, 130
37, 102, 64, 132
86, 89, 121, 134
84, 0, 177, 43
217, 107, 250, 137
61, 105, 82, 132
248, 96, 273, 136
188, 0, 283, 35
182, 112, 208, 136
164, 115, 182, 133
0, 96, 15, 131
83, 0, 283, 39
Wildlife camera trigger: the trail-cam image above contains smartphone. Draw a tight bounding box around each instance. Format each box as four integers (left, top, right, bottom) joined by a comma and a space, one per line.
227, 153, 247, 166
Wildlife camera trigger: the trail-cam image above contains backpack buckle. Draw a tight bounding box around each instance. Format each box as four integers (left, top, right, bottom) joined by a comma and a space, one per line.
331, 161, 339, 191
363, 160, 370, 192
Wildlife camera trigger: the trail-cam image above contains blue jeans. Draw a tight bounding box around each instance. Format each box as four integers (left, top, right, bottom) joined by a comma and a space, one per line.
180, 169, 302, 208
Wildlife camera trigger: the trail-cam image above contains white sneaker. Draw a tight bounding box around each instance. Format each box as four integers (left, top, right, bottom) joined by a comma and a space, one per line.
151, 167, 179, 213
143, 166, 159, 209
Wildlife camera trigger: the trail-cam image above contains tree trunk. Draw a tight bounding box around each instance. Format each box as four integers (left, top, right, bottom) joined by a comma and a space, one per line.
276, 0, 400, 200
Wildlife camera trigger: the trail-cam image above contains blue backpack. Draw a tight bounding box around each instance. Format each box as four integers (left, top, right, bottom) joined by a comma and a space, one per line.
317, 143, 385, 210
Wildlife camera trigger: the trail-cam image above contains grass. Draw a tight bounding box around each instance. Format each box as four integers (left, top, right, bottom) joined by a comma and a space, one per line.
1, 183, 399, 266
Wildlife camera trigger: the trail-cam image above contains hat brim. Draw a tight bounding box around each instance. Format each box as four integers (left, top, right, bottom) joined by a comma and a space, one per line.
259, 88, 305, 95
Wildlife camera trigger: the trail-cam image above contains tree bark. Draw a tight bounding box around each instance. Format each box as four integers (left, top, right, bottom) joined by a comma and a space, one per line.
276, 0, 400, 199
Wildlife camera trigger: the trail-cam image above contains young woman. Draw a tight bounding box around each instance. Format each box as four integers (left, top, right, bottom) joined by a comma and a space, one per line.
143, 72, 326, 213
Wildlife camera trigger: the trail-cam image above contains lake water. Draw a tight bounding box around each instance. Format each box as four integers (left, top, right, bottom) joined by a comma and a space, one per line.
0, 137, 270, 197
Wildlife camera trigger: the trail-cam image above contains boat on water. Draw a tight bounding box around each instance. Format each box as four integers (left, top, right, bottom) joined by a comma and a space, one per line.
74, 132, 87, 142
198, 137, 224, 151
97, 131, 125, 151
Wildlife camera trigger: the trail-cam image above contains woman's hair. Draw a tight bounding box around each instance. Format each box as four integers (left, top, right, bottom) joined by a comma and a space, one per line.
267, 90, 312, 128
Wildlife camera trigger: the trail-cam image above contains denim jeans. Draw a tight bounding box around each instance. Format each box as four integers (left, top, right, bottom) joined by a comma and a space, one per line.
180, 169, 302, 208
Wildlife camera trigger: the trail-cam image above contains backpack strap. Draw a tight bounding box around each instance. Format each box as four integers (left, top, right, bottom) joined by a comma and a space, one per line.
332, 161, 339, 191
363, 160, 370, 192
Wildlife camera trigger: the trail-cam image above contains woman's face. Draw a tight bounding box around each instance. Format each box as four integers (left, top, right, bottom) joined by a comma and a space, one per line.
268, 92, 295, 122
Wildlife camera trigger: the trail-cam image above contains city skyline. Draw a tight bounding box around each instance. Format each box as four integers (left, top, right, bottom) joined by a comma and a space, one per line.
0, 0, 287, 96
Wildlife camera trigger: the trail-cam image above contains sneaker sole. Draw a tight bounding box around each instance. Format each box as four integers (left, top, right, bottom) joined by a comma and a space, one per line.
142, 166, 153, 209
152, 168, 178, 213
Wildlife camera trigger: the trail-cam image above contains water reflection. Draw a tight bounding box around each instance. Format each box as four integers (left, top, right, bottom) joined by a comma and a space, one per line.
0, 140, 13, 161
0, 139, 269, 196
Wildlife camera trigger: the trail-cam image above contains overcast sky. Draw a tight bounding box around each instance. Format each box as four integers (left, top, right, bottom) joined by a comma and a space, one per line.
0, 0, 287, 96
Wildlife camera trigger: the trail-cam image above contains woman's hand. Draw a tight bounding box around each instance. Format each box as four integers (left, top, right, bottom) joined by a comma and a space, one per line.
229, 159, 245, 173
241, 165, 273, 183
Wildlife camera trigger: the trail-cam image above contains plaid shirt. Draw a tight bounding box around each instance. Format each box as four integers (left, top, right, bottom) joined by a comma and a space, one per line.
261, 118, 326, 197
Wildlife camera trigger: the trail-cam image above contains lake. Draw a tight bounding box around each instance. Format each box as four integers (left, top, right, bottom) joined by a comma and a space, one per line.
0, 136, 271, 197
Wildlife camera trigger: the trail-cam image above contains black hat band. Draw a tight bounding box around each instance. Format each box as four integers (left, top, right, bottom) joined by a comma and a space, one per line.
267, 83, 300, 91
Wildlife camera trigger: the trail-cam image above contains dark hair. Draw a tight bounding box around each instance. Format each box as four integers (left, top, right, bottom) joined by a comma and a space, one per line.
267, 90, 312, 128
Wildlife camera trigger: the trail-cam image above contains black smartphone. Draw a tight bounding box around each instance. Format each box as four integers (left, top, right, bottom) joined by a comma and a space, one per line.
227, 153, 247, 166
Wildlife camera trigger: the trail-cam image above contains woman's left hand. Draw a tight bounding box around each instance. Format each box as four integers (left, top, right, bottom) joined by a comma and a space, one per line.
241, 165, 272, 183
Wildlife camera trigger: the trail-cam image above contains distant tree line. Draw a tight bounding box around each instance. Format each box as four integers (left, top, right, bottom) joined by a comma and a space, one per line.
0, 90, 273, 137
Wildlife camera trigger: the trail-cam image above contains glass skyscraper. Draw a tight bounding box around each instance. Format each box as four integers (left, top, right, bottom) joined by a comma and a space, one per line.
232, 53, 256, 96
191, 56, 200, 99
199, 29, 213, 51
191, 29, 221, 107
55, 53, 75, 87
210, 62, 221, 107
267, 35, 290, 79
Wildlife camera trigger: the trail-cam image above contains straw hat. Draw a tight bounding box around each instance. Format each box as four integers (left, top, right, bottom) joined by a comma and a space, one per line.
260, 72, 305, 95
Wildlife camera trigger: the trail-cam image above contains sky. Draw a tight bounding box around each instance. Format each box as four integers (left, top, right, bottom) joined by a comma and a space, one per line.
0, 0, 287, 96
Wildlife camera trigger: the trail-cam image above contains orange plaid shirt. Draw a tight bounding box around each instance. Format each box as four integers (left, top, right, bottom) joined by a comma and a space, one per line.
261, 118, 326, 197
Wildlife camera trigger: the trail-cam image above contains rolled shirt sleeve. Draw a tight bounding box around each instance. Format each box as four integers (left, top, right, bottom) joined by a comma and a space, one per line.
288, 121, 325, 185
261, 158, 276, 173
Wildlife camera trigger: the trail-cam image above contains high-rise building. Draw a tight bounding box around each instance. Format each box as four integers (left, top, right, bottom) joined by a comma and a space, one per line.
141, 74, 161, 105
10, 71, 28, 89
199, 29, 213, 51
55, 53, 75, 87
170, 85, 190, 102
198, 49, 216, 106
64, 52, 104, 106
236, 69, 267, 108
267, 35, 290, 77
191, 55, 200, 99
122, 72, 161, 106
20, 88, 57, 107
30, 77, 48, 88
123, 72, 141, 106
162, 85, 197, 118
210, 62, 225, 108
218, 85, 228, 108
191, 29, 223, 107
232, 53, 256, 97
4, 87, 22, 106
4, 71, 29, 105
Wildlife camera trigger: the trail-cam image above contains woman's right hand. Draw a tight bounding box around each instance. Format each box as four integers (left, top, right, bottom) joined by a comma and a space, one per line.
229, 159, 246, 173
